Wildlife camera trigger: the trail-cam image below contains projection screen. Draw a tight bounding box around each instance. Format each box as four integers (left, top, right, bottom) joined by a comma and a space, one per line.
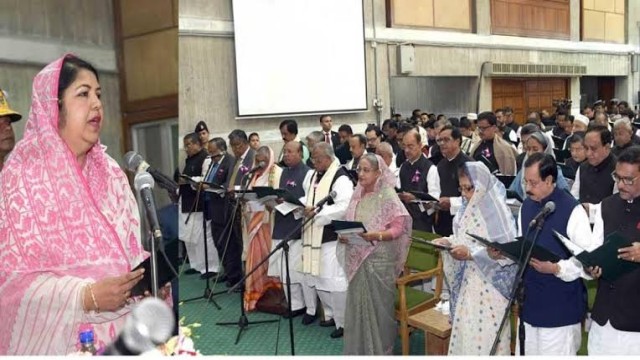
232, 0, 367, 117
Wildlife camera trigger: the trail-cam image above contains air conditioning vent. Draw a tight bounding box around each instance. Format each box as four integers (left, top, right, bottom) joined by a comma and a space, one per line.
486, 63, 587, 77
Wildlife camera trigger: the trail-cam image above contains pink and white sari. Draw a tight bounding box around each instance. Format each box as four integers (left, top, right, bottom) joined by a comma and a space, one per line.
0, 55, 145, 354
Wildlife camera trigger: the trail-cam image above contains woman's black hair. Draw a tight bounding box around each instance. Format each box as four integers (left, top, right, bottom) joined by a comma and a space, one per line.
58, 56, 99, 107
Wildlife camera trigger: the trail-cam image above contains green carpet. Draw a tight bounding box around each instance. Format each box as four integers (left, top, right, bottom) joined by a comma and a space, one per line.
178, 268, 426, 355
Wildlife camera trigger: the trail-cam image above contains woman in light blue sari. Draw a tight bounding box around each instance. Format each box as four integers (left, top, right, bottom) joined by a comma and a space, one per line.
434, 162, 517, 355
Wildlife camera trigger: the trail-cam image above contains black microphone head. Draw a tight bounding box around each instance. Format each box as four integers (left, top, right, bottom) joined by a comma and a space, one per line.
329, 190, 337, 199
134, 172, 155, 191
122, 297, 175, 353
545, 201, 556, 214
124, 151, 144, 173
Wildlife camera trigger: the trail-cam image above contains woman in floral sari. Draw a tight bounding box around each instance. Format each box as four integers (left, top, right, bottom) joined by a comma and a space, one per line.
338, 153, 412, 355
434, 161, 517, 355
0, 55, 147, 354
243, 146, 283, 311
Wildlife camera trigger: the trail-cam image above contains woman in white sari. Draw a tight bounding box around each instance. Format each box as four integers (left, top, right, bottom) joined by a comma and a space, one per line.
434, 162, 517, 355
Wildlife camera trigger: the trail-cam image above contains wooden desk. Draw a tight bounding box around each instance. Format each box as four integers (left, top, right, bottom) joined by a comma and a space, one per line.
408, 308, 452, 355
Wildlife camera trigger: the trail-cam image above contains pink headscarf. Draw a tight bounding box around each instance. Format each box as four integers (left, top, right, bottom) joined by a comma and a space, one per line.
0, 54, 144, 354
341, 154, 412, 281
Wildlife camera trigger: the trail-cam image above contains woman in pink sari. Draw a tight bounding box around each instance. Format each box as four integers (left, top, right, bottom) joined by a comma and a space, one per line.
242, 146, 283, 311
338, 153, 412, 355
0, 55, 146, 354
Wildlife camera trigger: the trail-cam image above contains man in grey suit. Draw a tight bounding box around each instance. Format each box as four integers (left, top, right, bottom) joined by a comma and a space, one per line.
223, 129, 256, 287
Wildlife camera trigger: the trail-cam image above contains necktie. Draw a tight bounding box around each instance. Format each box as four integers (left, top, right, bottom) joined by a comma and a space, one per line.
228, 158, 242, 186
325, 132, 330, 144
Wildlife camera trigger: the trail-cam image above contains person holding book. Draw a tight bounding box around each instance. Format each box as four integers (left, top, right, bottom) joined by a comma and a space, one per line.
432, 162, 518, 355
269, 141, 312, 319
338, 153, 411, 355
587, 146, 640, 355
516, 153, 593, 355
0, 55, 148, 354
242, 146, 283, 311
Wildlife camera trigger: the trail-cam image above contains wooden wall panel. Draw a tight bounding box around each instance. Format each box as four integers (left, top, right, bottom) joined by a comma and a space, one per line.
120, 0, 174, 37
387, 0, 471, 31
493, 78, 568, 125
582, 0, 625, 43
491, 0, 570, 40
123, 29, 178, 101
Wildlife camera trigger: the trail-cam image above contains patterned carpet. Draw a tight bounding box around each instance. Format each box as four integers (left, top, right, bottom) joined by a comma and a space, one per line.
178, 268, 426, 355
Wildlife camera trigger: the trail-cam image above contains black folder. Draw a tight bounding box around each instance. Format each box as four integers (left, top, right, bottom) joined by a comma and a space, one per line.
474, 154, 498, 174
332, 220, 367, 233
131, 252, 177, 297
409, 191, 439, 202
411, 236, 452, 251
551, 135, 565, 150
558, 163, 576, 180
497, 175, 516, 188
252, 186, 304, 206
506, 190, 524, 203
466, 232, 562, 263
553, 148, 571, 163
552, 231, 640, 282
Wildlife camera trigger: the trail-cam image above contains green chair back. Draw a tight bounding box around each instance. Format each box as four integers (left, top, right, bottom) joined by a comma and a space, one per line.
406, 230, 441, 272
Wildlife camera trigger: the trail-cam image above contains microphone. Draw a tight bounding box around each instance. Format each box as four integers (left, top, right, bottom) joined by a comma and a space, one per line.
529, 201, 556, 228
247, 161, 267, 175
124, 151, 178, 193
102, 297, 175, 355
314, 190, 337, 210
134, 172, 163, 244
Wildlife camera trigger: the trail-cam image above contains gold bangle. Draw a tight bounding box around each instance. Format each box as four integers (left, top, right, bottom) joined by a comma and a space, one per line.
88, 283, 100, 313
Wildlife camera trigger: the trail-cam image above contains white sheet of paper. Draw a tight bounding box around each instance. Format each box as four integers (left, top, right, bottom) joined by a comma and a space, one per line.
239, 193, 258, 201
276, 201, 303, 216
552, 230, 585, 255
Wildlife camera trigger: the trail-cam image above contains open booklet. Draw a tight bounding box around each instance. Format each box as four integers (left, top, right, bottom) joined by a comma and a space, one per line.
252, 186, 305, 216
332, 220, 373, 246
466, 232, 562, 263
552, 230, 640, 282
179, 174, 226, 194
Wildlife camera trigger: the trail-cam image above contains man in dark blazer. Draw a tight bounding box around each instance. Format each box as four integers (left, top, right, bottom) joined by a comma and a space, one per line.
204, 137, 235, 282
223, 129, 256, 287
320, 114, 340, 150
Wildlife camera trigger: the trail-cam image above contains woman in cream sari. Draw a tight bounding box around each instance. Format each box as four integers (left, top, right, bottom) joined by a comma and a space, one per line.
243, 146, 283, 311
434, 162, 517, 355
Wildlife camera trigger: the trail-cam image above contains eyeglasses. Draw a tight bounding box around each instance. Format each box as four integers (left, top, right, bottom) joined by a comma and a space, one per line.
611, 172, 639, 186
436, 137, 452, 145
458, 185, 474, 192
524, 179, 543, 188
356, 167, 375, 174
477, 125, 494, 132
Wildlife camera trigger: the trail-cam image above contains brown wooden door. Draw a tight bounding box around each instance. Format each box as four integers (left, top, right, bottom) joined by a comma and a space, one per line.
492, 78, 568, 125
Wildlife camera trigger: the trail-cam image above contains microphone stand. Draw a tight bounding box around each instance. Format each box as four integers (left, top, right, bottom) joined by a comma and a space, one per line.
180, 177, 222, 309
224, 207, 318, 354
215, 171, 282, 345
489, 219, 545, 355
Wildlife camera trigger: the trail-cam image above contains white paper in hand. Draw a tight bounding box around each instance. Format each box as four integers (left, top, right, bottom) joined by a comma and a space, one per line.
276, 201, 303, 216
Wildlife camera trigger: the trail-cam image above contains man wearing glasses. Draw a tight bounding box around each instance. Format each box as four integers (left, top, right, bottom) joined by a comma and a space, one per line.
570, 125, 617, 219
469, 111, 518, 175
513, 153, 593, 355
202, 138, 235, 281
587, 146, 640, 355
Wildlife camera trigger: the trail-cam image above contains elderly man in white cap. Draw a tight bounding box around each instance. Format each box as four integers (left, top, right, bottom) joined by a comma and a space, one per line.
0, 89, 22, 171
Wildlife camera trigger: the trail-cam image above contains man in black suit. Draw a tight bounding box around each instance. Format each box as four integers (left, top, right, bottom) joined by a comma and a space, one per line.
320, 114, 340, 150
223, 129, 256, 287
179, 133, 209, 276
204, 137, 235, 283
335, 124, 353, 165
